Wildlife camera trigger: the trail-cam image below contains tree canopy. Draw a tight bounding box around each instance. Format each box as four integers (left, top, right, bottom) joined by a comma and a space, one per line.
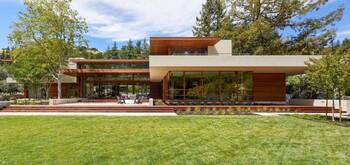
194, 0, 344, 55
104, 39, 149, 59
8, 0, 88, 99
305, 41, 350, 121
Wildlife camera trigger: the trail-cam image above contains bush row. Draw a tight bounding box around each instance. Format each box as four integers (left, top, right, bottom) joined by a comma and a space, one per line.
11, 99, 49, 105
176, 107, 293, 115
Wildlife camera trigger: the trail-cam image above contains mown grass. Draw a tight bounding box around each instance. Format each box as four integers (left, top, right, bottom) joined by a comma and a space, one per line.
0, 116, 349, 164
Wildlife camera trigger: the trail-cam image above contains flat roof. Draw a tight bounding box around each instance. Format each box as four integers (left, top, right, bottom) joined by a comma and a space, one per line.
149, 55, 320, 81
71, 59, 149, 64
150, 37, 220, 55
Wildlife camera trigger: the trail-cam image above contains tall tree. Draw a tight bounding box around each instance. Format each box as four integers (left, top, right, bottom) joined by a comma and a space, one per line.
135, 40, 142, 55
306, 48, 350, 121
0, 66, 7, 81
195, 0, 345, 55
141, 38, 149, 59
193, 0, 226, 37
112, 41, 118, 51
8, 0, 88, 99
6, 45, 53, 98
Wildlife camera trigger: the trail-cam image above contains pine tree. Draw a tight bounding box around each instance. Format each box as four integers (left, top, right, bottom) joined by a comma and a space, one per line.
193, 0, 226, 37
141, 38, 149, 59
112, 41, 118, 51
195, 0, 344, 55
135, 40, 142, 55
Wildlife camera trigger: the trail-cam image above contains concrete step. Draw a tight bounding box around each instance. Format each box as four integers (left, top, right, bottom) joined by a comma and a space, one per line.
1, 105, 175, 113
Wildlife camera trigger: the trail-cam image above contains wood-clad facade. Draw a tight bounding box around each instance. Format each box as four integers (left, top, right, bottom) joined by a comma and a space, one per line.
17, 37, 314, 104
253, 73, 286, 102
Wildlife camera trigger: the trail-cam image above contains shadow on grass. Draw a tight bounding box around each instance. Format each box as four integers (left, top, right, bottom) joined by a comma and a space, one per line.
288, 114, 350, 127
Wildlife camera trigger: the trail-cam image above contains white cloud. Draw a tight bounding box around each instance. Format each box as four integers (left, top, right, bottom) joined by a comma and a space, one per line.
337, 30, 350, 38
71, 0, 205, 41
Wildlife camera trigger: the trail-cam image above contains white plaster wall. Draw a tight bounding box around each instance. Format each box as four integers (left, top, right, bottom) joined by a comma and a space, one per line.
208, 40, 232, 56
61, 58, 80, 83
290, 99, 350, 113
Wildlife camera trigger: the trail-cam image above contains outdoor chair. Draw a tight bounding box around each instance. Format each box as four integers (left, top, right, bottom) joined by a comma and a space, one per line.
117, 96, 126, 104
135, 96, 143, 104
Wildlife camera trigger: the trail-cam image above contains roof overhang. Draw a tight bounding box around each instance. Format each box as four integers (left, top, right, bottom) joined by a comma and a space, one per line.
149, 55, 320, 82
64, 69, 150, 76
150, 37, 220, 55
70, 59, 149, 64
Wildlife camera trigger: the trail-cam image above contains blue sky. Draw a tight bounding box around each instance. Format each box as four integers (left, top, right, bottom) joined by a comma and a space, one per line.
1, 0, 350, 51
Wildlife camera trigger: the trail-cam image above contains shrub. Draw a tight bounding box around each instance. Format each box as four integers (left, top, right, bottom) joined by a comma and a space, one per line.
14, 99, 49, 105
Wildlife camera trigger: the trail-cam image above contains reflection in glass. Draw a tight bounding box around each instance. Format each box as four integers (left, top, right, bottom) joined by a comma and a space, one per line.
168, 71, 253, 103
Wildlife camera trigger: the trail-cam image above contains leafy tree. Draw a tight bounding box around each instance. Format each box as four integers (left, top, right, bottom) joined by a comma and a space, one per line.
218, 19, 282, 54
286, 75, 315, 99
8, 0, 88, 99
195, 0, 344, 55
0, 47, 11, 59
104, 39, 149, 59
141, 38, 149, 59
77, 46, 104, 59
306, 47, 350, 121
0, 66, 7, 81
6, 45, 53, 98
193, 0, 226, 37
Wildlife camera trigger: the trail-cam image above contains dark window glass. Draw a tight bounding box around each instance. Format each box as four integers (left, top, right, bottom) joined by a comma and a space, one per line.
185, 72, 203, 99
202, 72, 221, 100
169, 72, 184, 99
167, 71, 253, 103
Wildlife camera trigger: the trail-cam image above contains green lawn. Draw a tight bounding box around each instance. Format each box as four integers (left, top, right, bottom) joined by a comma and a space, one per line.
0, 116, 349, 164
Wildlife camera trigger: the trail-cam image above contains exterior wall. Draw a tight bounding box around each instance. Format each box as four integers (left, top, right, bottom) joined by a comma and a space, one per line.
290, 99, 350, 113
149, 55, 319, 82
150, 82, 162, 99
253, 73, 286, 102
208, 40, 232, 56
26, 83, 78, 98
48, 83, 79, 98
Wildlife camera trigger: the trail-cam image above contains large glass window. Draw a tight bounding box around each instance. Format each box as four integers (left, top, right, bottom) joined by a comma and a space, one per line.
202, 72, 221, 100
169, 72, 184, 99
167, 71, 253, 103
185, 72, 203, 99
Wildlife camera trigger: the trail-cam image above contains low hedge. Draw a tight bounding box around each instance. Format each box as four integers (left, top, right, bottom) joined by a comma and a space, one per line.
12, 99, 49, 105
176, 107, 253, 115
176, 107, 293, 115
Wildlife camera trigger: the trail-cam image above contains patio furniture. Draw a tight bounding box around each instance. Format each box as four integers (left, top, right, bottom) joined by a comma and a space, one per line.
135, 96, 144, 104
117, 96, 126, 104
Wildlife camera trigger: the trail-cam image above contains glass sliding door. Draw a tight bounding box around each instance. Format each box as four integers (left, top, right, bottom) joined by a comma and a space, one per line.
202, 72, 221, 100
167, 71, 253, 104
185, 72, 203, 99
169, 72, 184, 99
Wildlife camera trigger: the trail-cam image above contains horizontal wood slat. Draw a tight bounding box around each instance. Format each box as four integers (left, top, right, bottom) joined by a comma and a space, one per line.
253, 73, 286, 101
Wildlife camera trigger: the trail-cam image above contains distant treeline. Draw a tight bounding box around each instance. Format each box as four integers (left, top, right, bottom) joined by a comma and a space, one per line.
79, 39, 149, 59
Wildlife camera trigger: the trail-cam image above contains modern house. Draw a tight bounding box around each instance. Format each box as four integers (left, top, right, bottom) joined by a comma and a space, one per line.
20, 37, 317, 105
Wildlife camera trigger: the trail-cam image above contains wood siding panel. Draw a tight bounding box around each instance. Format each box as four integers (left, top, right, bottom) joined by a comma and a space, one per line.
253, 73, 286, 101
150, 82, 162, 99
48, 83, 79, 98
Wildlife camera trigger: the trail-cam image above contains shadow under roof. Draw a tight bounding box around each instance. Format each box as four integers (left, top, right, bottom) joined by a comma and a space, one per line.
150, 37, 220, 55
71, 59, 149, 64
